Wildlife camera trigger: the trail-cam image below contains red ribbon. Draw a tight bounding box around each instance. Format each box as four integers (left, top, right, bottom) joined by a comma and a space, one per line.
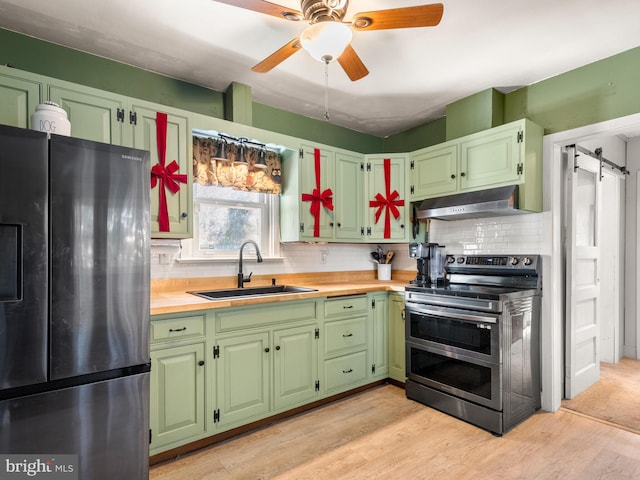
369, 158, 405, 238
150, 112, 187, 232
301, 148, 333, 237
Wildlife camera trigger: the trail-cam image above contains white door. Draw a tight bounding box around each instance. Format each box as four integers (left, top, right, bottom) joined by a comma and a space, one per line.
564, 147, 601, 399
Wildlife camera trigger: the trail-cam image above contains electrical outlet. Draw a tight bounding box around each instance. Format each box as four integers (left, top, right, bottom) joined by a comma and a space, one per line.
320, 249, 329, 265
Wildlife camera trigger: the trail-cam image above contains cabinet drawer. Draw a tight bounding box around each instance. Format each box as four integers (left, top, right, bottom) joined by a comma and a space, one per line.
324, 295, 367, 318
323, 351, 368, 393
324, 316, 367, 358
151, 315, 205, 344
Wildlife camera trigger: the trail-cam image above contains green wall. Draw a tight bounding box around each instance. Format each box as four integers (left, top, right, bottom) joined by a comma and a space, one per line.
504, 46, 640, 134
383, 117, 446, 153
253, 102, 383, 153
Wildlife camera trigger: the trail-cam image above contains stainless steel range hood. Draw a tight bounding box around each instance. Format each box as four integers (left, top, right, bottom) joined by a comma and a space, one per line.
416, 185, 525, 221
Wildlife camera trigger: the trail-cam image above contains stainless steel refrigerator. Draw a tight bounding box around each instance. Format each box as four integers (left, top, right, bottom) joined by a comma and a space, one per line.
0, 124, 150, 479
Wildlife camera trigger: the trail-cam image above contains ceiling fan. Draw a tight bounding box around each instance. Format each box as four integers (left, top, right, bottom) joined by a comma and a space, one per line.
214, 0, 444, 81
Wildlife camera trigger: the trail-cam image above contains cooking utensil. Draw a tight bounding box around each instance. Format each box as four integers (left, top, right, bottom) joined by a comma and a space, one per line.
385, 251, 394, 264
371, 252, 380, 263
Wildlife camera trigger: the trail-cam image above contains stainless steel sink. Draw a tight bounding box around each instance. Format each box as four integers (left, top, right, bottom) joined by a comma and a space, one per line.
189, 285, 318, 301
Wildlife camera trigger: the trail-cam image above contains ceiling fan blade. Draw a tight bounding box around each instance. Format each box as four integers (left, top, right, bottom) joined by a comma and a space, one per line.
252, 38, 302, 73
337, 45, 369, 81
351, 3, 444, 31
213, 0, 303, 20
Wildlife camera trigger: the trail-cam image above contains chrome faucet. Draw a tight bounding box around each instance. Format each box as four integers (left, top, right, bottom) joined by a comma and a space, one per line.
237, 240, 263, 288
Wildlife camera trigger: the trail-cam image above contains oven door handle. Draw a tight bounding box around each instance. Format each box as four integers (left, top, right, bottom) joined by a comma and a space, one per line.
406, 303, 497, 324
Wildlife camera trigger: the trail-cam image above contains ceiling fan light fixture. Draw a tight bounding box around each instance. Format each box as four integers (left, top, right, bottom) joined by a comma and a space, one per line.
300, 22, 352, 63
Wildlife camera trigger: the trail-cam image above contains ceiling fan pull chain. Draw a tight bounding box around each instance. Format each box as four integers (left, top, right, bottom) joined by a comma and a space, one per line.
324, 59, 330, 120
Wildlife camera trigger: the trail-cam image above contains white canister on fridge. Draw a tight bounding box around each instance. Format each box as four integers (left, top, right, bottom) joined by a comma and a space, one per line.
31, 101, 71, 136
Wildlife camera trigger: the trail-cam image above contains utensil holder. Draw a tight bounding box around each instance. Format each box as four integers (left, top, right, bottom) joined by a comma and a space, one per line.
377, 263, 391, 281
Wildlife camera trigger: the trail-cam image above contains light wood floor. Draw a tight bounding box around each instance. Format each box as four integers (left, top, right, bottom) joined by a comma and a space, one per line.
561, 357, 640, 434
150, 384, 640, 479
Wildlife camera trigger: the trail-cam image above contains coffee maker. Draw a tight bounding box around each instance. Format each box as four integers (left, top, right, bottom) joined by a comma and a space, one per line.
408, 242, 445, 286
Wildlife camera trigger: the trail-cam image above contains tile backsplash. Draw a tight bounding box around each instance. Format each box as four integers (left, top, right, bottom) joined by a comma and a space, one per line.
150, 212, 550, 279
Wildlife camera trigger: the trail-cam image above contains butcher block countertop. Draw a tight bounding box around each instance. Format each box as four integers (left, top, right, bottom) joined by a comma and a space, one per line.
151, 270, 412, 316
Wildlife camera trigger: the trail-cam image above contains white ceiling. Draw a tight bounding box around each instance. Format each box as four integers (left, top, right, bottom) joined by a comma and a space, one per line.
1, 0, 640, 137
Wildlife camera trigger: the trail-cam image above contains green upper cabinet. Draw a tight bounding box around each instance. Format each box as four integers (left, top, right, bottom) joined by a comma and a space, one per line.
409, 143, 458, 201
298, 144, 336, 241
334, 152, 365, 241
408, 119, 543, 212
0, 67, 42, 129
365, 155, 409, 242
47, 83, 125, 144
282, 144, 366, 242
459, 120, 524, 190
130, 102, 192, 238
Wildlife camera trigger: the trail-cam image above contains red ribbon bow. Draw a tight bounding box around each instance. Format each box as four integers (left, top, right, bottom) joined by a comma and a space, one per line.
151, 112, 187, 232
301, 148, 333, 237
369, 158, 405, 239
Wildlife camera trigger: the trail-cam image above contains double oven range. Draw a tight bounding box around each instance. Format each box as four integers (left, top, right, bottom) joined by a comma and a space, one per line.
404, 253, 542, 435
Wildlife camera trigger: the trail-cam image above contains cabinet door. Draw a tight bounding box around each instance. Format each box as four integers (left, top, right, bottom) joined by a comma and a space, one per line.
216, 332, 270, 428
459, 122, 523, 191
47, 84, 125, 144
299, 144, 335, 240
150, 343, 206, 452
334, 152, 364, 241
370, 293, 388, 379
0, 70, 42, 128
273, 324, 318, 411
366, 156, 408, 241
388, 293, 406, 382
130, 103, 192, 238
410, 143, 458, 200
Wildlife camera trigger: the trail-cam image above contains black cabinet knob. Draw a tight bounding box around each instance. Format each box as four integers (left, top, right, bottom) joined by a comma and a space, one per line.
451, 174, 456, 179
180, 212, 188, 218
198, 360, 205, 366
275, 345, 281, 351
460, 172, 466, 177
264, 347, 270, 353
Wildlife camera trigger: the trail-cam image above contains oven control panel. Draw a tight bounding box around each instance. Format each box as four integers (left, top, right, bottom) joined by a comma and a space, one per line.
445, 255, 539, 272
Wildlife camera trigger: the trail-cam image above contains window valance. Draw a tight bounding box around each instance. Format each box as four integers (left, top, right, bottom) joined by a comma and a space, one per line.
192, 135, 282, 194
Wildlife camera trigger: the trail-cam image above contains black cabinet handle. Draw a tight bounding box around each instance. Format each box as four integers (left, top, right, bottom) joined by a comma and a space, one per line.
180, 212, 188, 218
400, 224, 405, 229
275, 345, 281, 351
169, 327, 186, 332
337, 222, 342, 228
198, 360, 205, 366
264, 347, 270, 353
460, 172, 466, 177
342, 369, 353, 374
342, 333, 353, 338
451, 174, 456, 179
343, 305, 353, 309
329, 222, 334, 227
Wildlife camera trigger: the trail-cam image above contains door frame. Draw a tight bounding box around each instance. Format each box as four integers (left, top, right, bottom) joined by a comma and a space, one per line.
542, 112, 640, 412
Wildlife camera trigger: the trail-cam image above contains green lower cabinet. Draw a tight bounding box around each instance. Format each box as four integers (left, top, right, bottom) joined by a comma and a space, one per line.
149, 342, 206, 454
215, 332, 271, 428
369, 292, 389, 379
323, 350, 368, 395
273, 324, 319, 411
388, 293, 406, 383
